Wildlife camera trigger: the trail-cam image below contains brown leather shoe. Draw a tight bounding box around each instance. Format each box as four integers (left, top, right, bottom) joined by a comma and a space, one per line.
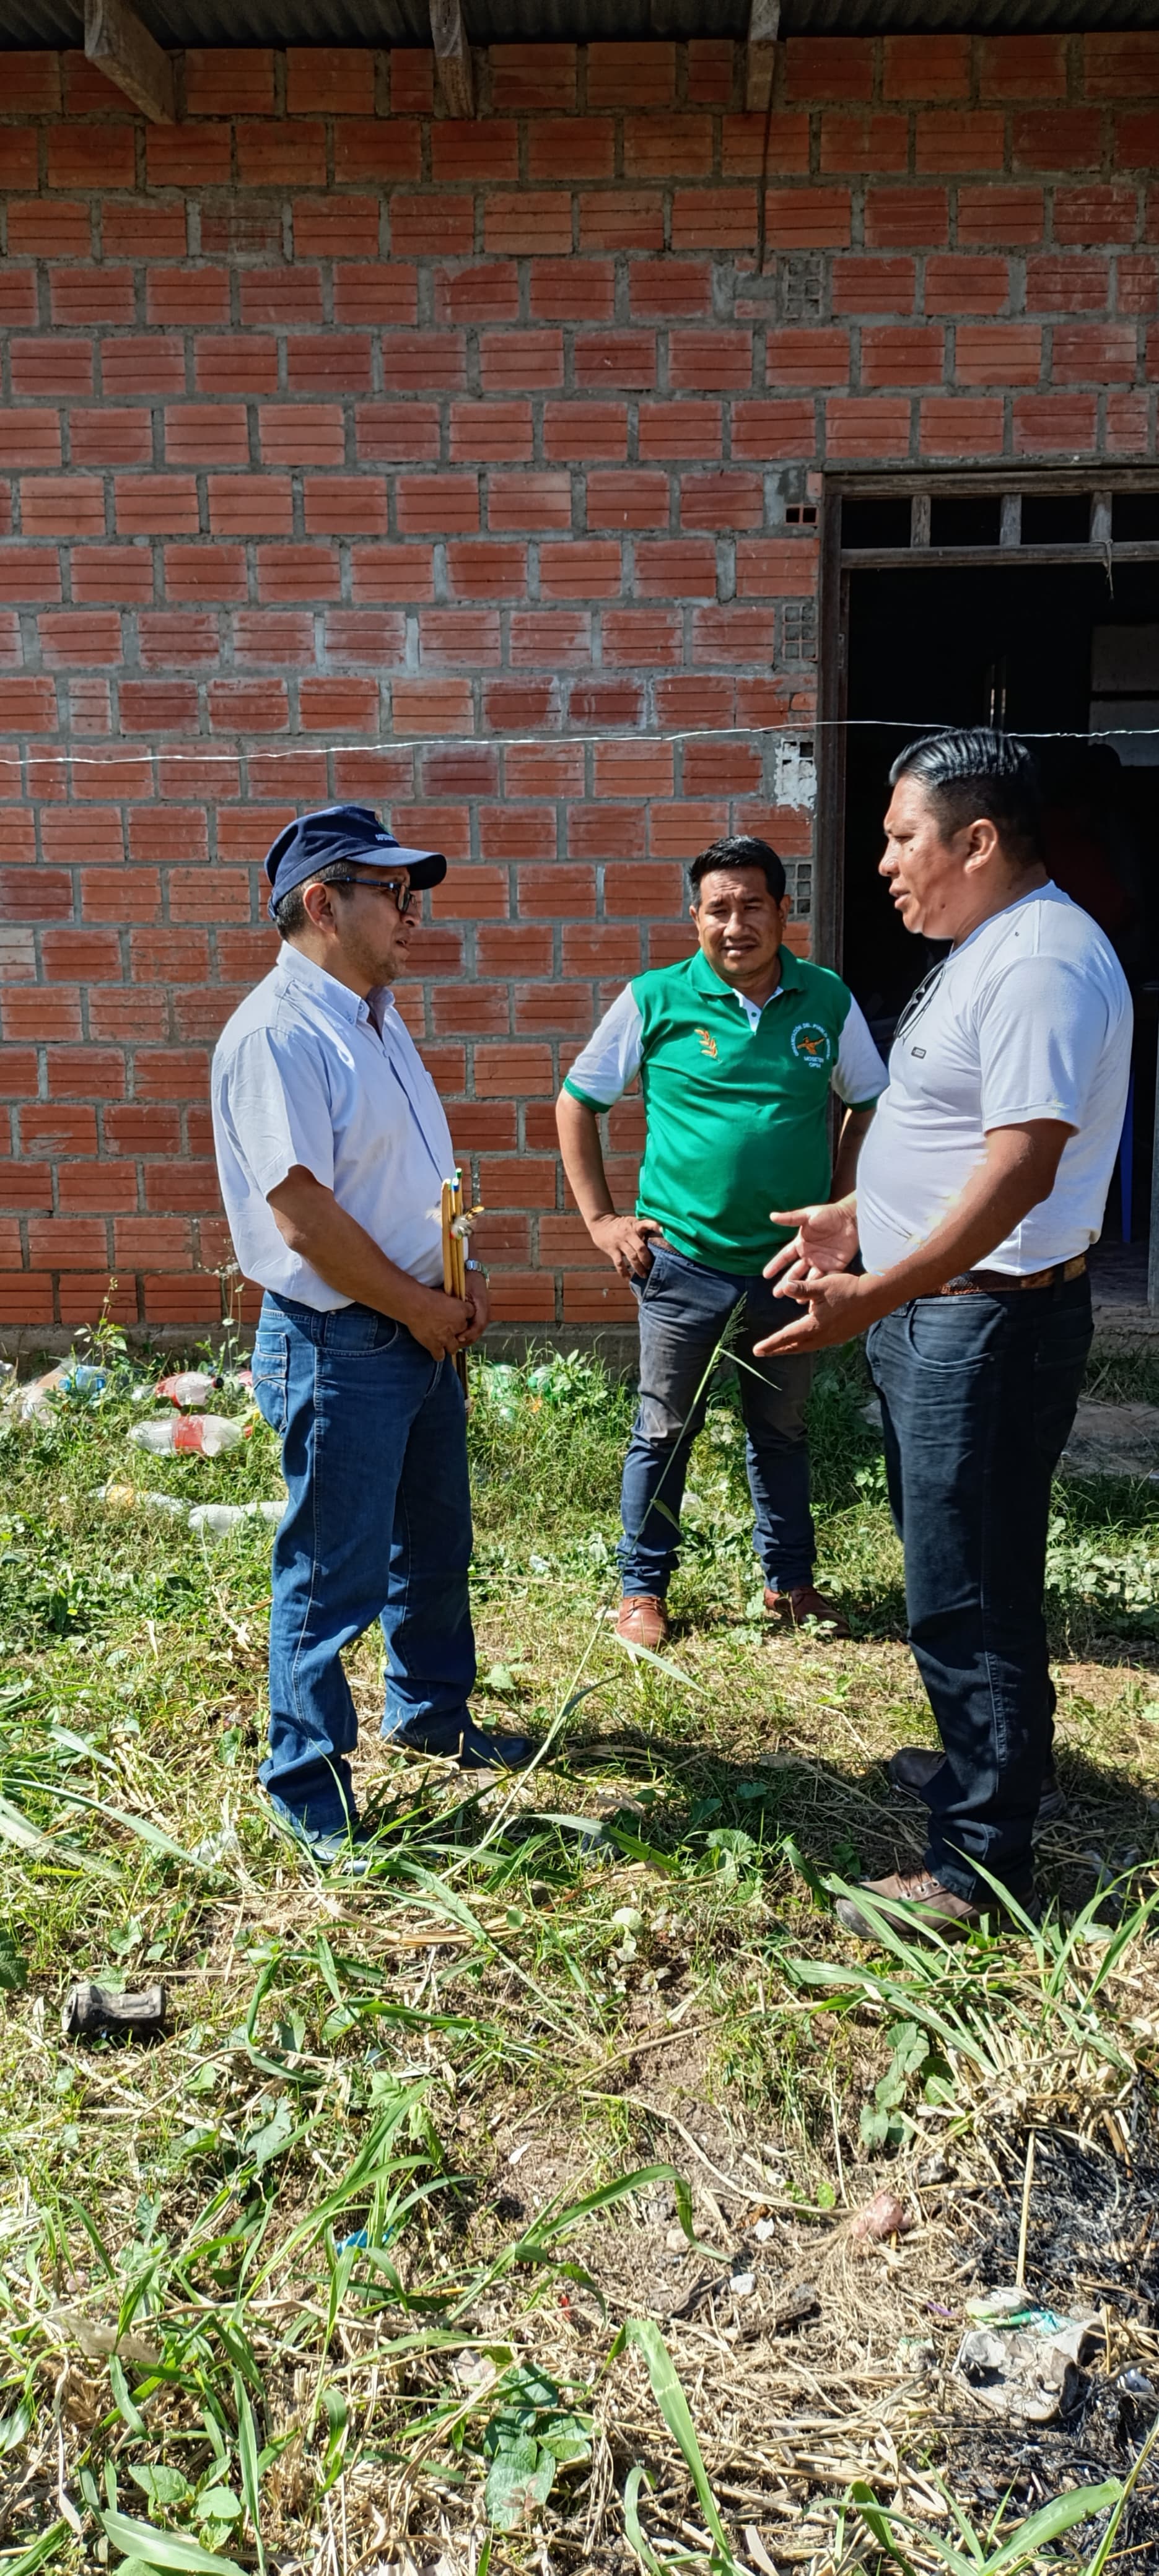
764, 1583, 851, 1638
616, 1594, 669, 1650
888, 1744, 1066, 1829
834, 1866, 1036, 1943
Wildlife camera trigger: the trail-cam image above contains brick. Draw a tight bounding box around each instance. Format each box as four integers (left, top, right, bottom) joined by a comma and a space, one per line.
0, 1163, 51, 1209
304, 478, 390, 537
25, 1104, 99, 1154
28, 1217, 108, 1268
669, 329, 753, 393
20, 477, 103, 539
574, 330, 657, 393
382, 329, 466, 393
540, 539, 621, 598
0, 676, 58, 732
628, 259, 712, 323
39, 611, 121, 666
0, 130, 38, 190
721, 111, 810, 179
579, 191, 665, 255
957, 186, 1045, 248
734, 536, 818, 597
925, 256, 1010, 316
331, 268, 418, 332
286, 45, 372, 110
41, 807, 123, 864
671, 189, 758, 255
488, 473, 572, 533
0, 413, 62, 471
766, 327, 849, 389
146, 124, 231, 188
325, 609, 406, 662
142, 1273, 222, 1324
543, 402, 628, 463
592, 741, 673, 798
1119, 113, 1159, 167
208, 475, 294, 537
41, 927, 120, 978
147, 268, 230, 328
256, 546, 343, 604
1012, 393, 1098, 451
783, 38, 873, 103
528, 118, 614, 185
766, 189, 851, 251
491, 43, 576, 111
1117, 257, 1159, 316
7, 202, 91, 259
919, 396, 1005, 456
446, 541, 528, 601
292, 197, 378, 260
260, 405, 346, 469
634, 537, 717, 597
484, 677, 561, 729
420, 608, 503, 664
70, 411, 153, 469
356, 402, 441, 464
433, 983, 509, 1037
429, 863, 507, 919
114, 476, 199, 537
240, 270, 325, 328
601, 607, 681, 665
517, 864, 594, 918
236, 121, 325, 187
397, 473, 479, 536
956, 323, 1041, 385
10, 339, 93, 401
102, 206, 186, 262
979, 36, 1067, 101
427, 120, 516, 185
1085, 34, 1159, 98
514, 981, 592, 1036
164, 404, 249, 468
587, 470, 669, 530
185, 45, 273, 111
1054, 189, 1137, 247
605, 859, 687, 911
1014, 111, 1103, 172
391, 195, 475, 259
504, 742, 584, 793
0, 274, 37, 331
623, 112, 713, 182
820, 113, 908, 176
46, 124, 135, 190
916, 111, 1005, 172
832, 257, 915, 315
509, 609, 591, 668
436, 263, 521, 329
639, 400, 728, 461
162, 545, 247, 604
102, 336, 185, 398
450, 399, 532, 464
484, 193, 573, 259
861, 324, 945, 386
3, 50, 61, 110
3, 984, 79, 1043
865, 188, 949, 251
825, 396, 911, 459
529, 259, 615, 325
1104, 389, 1150, 449
334, 120, 422, 185
886, 34, 971, 97
481, 332, 564, 394
120, 678, 199, 730
1052, 323, 1137, 381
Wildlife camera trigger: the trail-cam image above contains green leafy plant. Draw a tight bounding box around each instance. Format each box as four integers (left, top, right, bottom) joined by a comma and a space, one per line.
480, 2363, 593, 2532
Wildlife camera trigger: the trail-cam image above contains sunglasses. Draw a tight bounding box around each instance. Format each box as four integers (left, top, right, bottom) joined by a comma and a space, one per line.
328, 873, 415, 914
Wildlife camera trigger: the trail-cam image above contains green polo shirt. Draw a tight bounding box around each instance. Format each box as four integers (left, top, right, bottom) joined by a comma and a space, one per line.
564, 946, 885, 1273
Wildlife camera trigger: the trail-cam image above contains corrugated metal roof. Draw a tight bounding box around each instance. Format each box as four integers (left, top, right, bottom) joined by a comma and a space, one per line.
2, 0, 1158, 47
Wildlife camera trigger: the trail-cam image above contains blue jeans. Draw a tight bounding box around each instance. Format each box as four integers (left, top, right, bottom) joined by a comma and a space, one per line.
867, 1271, 1092, 1902
251, 1293, 476, 1835
619, 1242, 815, 1598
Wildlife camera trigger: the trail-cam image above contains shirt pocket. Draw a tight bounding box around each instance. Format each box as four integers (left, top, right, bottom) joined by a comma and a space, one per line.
251, 1327, 289, 1435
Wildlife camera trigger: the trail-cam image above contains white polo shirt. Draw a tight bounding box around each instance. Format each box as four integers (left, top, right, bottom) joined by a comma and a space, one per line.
211, 946, 454, 1308
857, 883, 1132, 1279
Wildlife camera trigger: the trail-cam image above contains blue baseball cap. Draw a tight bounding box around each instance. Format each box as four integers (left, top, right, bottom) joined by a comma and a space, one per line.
265, 804, 447, 920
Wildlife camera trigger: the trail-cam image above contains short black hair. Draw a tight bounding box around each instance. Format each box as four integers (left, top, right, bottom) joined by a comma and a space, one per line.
689, 833, 786, 904
273, 858, 354, 941
890, 728, 1043, 870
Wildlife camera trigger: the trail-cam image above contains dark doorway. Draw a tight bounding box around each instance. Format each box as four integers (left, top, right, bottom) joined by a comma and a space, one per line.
841, 560, 1159, 1269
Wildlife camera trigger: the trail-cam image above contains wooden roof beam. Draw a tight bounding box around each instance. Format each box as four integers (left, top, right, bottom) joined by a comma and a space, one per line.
84, 0, 175, 121
745, 0, 780, 112
430, 0, 475, 117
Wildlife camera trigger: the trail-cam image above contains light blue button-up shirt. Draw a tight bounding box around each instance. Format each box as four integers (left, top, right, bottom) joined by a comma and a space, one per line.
211, 946, 455, 1309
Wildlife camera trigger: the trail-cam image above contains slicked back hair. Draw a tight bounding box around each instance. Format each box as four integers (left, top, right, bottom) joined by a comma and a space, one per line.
890, 728, 1044, 872
689, 834, 787, 905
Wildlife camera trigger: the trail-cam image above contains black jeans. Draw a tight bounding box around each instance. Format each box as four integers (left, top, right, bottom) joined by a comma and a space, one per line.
866, 1271, 1092, 1902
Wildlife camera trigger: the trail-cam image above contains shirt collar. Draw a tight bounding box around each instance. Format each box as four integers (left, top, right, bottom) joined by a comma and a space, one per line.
688, 944, 803, 1004
275, 944, 395, 1032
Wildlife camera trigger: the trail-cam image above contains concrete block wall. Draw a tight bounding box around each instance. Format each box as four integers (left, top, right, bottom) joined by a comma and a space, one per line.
0, 32, 1157, 1330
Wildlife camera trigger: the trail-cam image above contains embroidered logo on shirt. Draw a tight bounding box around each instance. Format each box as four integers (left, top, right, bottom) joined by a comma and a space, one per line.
790, 1020, 831, 1068
694, 1027, 719, 1060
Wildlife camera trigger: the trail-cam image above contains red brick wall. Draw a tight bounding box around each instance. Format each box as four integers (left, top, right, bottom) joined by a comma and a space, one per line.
1, 33, 1157, 1333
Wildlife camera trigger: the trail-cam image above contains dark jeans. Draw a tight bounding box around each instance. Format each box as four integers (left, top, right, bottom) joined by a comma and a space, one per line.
619, 1242, 815, 1598
251, 1292, 476, 1835
866, 1271, 1092, 1902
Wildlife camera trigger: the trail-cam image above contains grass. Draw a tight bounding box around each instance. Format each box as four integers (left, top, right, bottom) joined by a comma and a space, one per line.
0, 1321, 1157, 2574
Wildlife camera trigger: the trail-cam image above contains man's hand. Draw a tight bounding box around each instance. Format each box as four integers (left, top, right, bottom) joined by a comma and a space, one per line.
589, 1212, 667, 1281
461, 1269, 489, 1347
398, 1284, 474, 1364
754, 1269, 884, 1357
764, 1197, 859, 1295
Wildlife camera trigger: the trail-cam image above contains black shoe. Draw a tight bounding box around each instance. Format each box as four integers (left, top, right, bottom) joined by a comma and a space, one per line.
389, 1720, 537, 1773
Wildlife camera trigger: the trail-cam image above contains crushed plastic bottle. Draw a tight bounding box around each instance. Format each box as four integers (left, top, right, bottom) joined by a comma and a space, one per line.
188, 1501, 284, 1538
98, 1482, 190, 1519
4, 1360, 106, 1421
129, 1414, 247, 1458
155, 1370, 219, 1409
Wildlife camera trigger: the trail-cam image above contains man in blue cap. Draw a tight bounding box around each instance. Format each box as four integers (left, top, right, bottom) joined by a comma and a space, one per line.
211, 804, 533, 1871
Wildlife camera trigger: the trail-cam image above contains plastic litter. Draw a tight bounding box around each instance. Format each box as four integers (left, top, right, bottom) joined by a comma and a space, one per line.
188, 1502, 284, 1538
129, 1414, 246, 1458
4, 1360, 107, 1421
955, 2286, 1102, 2422
849, 2188, 913, 2246
98, 1482, 190, 1519
155, 1369, 219, 1408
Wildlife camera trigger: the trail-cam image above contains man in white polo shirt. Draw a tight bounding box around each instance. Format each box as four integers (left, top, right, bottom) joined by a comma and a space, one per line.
756, 730, 1131, 1939
211, 804, 532, 1871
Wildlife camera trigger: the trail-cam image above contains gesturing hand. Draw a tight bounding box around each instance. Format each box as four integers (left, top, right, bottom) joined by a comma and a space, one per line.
764, 1198, 860, 1299
753, 1268, 880, 1357
588, 1213, 668, 1281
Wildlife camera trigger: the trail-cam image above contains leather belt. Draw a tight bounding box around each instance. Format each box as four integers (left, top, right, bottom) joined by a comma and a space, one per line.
935, 1253, 1087, 1298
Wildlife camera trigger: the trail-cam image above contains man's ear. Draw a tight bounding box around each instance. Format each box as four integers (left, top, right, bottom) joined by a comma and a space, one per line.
962, 817, 1000, 873
301, 877, 336, 931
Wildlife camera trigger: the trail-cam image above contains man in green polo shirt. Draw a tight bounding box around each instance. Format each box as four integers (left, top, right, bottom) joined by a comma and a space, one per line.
556, 834, 886, 1647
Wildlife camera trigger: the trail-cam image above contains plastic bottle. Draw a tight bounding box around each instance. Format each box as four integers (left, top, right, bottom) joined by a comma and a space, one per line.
98, 1482, 190, 1519
155, 1370, 219, 1409
129, 1414, 246, 1458
188, 1500, 284, 1538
